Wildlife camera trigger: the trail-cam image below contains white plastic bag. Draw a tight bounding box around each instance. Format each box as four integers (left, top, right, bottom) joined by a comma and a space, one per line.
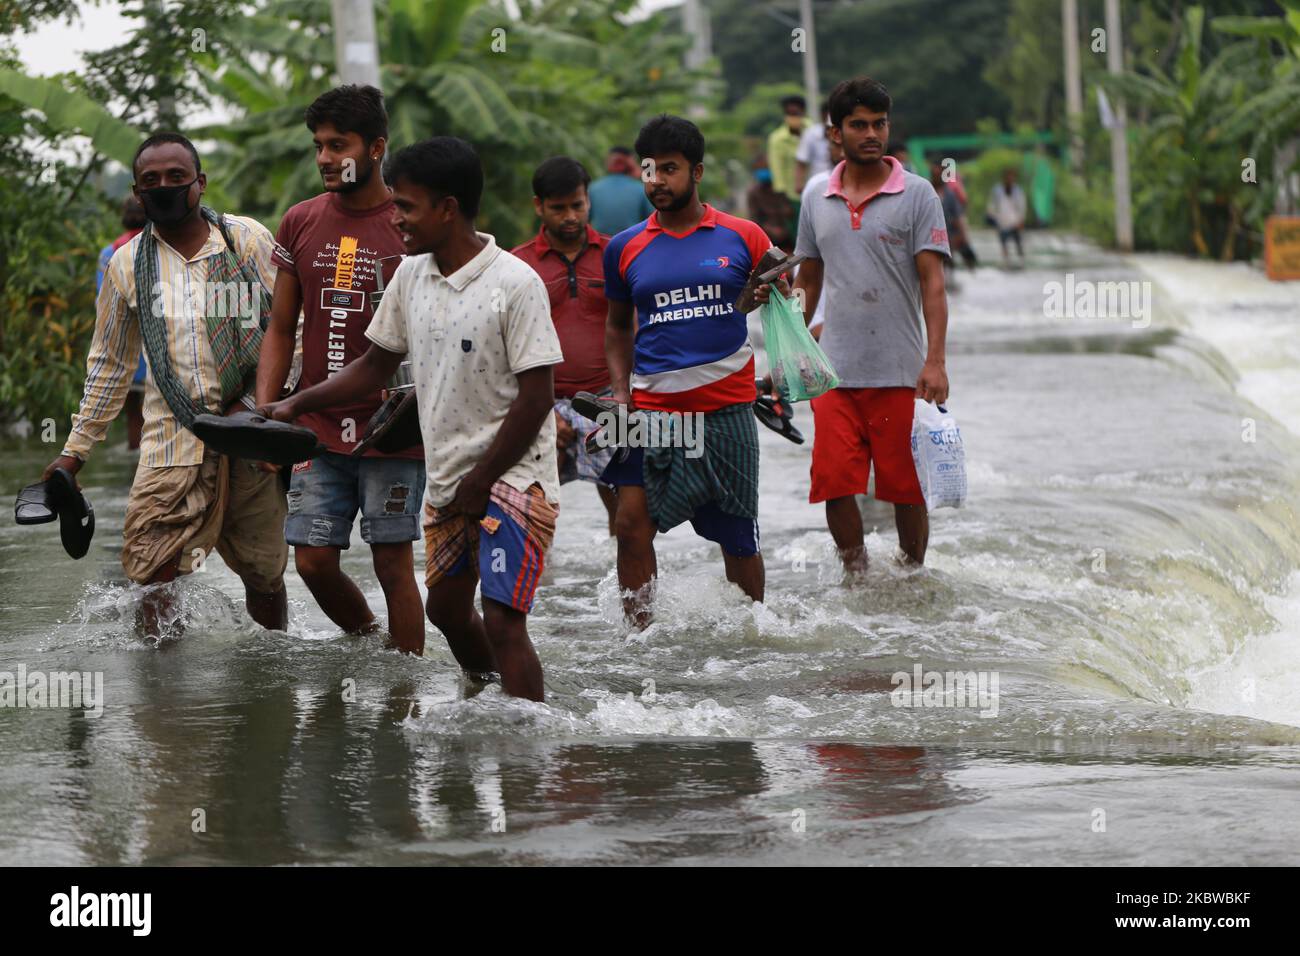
911, 400, 967, 511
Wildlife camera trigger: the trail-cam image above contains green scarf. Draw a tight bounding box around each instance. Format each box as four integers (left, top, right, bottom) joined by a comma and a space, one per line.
133, 206, 269, 430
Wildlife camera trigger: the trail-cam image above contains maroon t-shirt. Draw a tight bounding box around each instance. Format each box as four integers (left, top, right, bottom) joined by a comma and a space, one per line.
510, 226, 611, 399
272, 192, 419, 458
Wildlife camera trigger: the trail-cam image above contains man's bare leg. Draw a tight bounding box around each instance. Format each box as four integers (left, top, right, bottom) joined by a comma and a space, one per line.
825, 495, 869, 575
140, 553, 183, 639
596, 483, 618, 537
425, 570, 496, 676
612, 485, 657, 628
294, 545, 377, 634
482, 597, 544, 701
721, 551, 765, 602
245, 583, 288, 631
371, 541, 425, 655
894, 503, 929, 565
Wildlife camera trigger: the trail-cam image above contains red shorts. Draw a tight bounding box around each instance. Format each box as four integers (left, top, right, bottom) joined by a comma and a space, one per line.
809, 387, 924, 505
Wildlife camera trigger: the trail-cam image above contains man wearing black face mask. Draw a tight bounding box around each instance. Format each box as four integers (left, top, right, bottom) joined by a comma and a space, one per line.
44, 133, 290, 640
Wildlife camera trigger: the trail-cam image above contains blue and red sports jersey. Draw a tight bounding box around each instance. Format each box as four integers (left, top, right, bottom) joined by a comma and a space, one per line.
603, 203, 772, 412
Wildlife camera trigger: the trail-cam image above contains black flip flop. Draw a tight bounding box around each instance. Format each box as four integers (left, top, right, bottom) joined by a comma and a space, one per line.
14, 468, 95, 558
571, 391, 617, 423
753, 393, 805, 444
49, 468, 95, 559
736, 249, 808, 313
14, 478, 59, 525
191, 411, 324, 466
352, 388, 421, 457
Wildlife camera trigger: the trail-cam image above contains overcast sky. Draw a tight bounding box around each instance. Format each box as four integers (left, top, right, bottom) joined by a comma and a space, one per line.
16, 2, 130, 75
15, 0, 684, 77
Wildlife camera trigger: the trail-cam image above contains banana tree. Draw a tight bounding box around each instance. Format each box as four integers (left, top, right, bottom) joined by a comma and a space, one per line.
384, 0, 700, 241
195, 0, 701, 244
187, 7, 335, 226
1213, 0, 1300, 215
1101, 6, 1273, 259
0, 68, 140, 166
1214, 0, 1300, 59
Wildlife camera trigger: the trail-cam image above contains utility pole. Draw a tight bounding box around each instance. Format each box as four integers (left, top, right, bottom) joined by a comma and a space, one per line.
1104, 0, 1133, 250
799, 0, 820, 112
151, 0, 178, 127
682, 0, 713, 118
331, 0, 382, 89
1062, 0, 1084, 178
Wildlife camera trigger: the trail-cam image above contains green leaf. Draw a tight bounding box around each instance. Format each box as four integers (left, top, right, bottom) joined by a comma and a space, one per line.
422, 63, 531, 143
197, 59, 281, 114
1211, 16, 1297, 43
0, 68, 139, 165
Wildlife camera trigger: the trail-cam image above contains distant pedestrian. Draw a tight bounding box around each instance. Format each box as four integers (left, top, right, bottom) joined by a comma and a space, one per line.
794, 99, 831, 194
987, 168, 1027, 266
930, 160, 976, 273
888, 143, 914, 175
767, 94, 806, 205
588, 146, 655, 236
746, 164, 794, 252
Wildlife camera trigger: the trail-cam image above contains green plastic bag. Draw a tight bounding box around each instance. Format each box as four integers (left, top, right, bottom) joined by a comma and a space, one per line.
759, 288, 839, 402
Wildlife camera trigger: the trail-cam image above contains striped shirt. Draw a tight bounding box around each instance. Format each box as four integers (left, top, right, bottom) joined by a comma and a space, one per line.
63, 215, 278, 468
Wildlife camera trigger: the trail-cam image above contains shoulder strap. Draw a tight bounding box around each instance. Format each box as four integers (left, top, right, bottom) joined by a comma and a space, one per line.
214, 213, 240, 262
213, 213, 270, 333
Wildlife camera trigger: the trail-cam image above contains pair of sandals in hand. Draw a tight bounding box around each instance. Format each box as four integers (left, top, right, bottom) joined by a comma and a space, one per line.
13, 414, 324, 561
14, 468, 95, 559
190, 385, 420, 464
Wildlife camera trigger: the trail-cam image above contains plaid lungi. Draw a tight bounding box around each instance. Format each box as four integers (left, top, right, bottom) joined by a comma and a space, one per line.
554, 395, 615, 484
422, 480, 559, 609
643, 401, 760, 534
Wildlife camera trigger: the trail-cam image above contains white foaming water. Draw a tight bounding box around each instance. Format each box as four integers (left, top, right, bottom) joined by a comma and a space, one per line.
1184, 573, 1300, 727
54, 577, 253, 651
1122, 255, 1300, 727
1135, 255, 1300, 436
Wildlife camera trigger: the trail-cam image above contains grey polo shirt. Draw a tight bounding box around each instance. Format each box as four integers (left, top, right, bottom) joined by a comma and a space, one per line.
795, 157, 950, 388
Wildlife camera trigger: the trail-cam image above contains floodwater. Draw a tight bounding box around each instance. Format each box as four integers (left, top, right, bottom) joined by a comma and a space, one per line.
2, 232, 1298, 865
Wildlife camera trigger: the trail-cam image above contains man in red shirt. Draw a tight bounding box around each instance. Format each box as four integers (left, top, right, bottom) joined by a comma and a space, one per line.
255, 85, 426, 654
510, 156, 618, 534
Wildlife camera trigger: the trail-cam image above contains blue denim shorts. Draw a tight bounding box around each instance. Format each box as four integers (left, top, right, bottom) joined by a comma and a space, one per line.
286, 451, 425, 548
